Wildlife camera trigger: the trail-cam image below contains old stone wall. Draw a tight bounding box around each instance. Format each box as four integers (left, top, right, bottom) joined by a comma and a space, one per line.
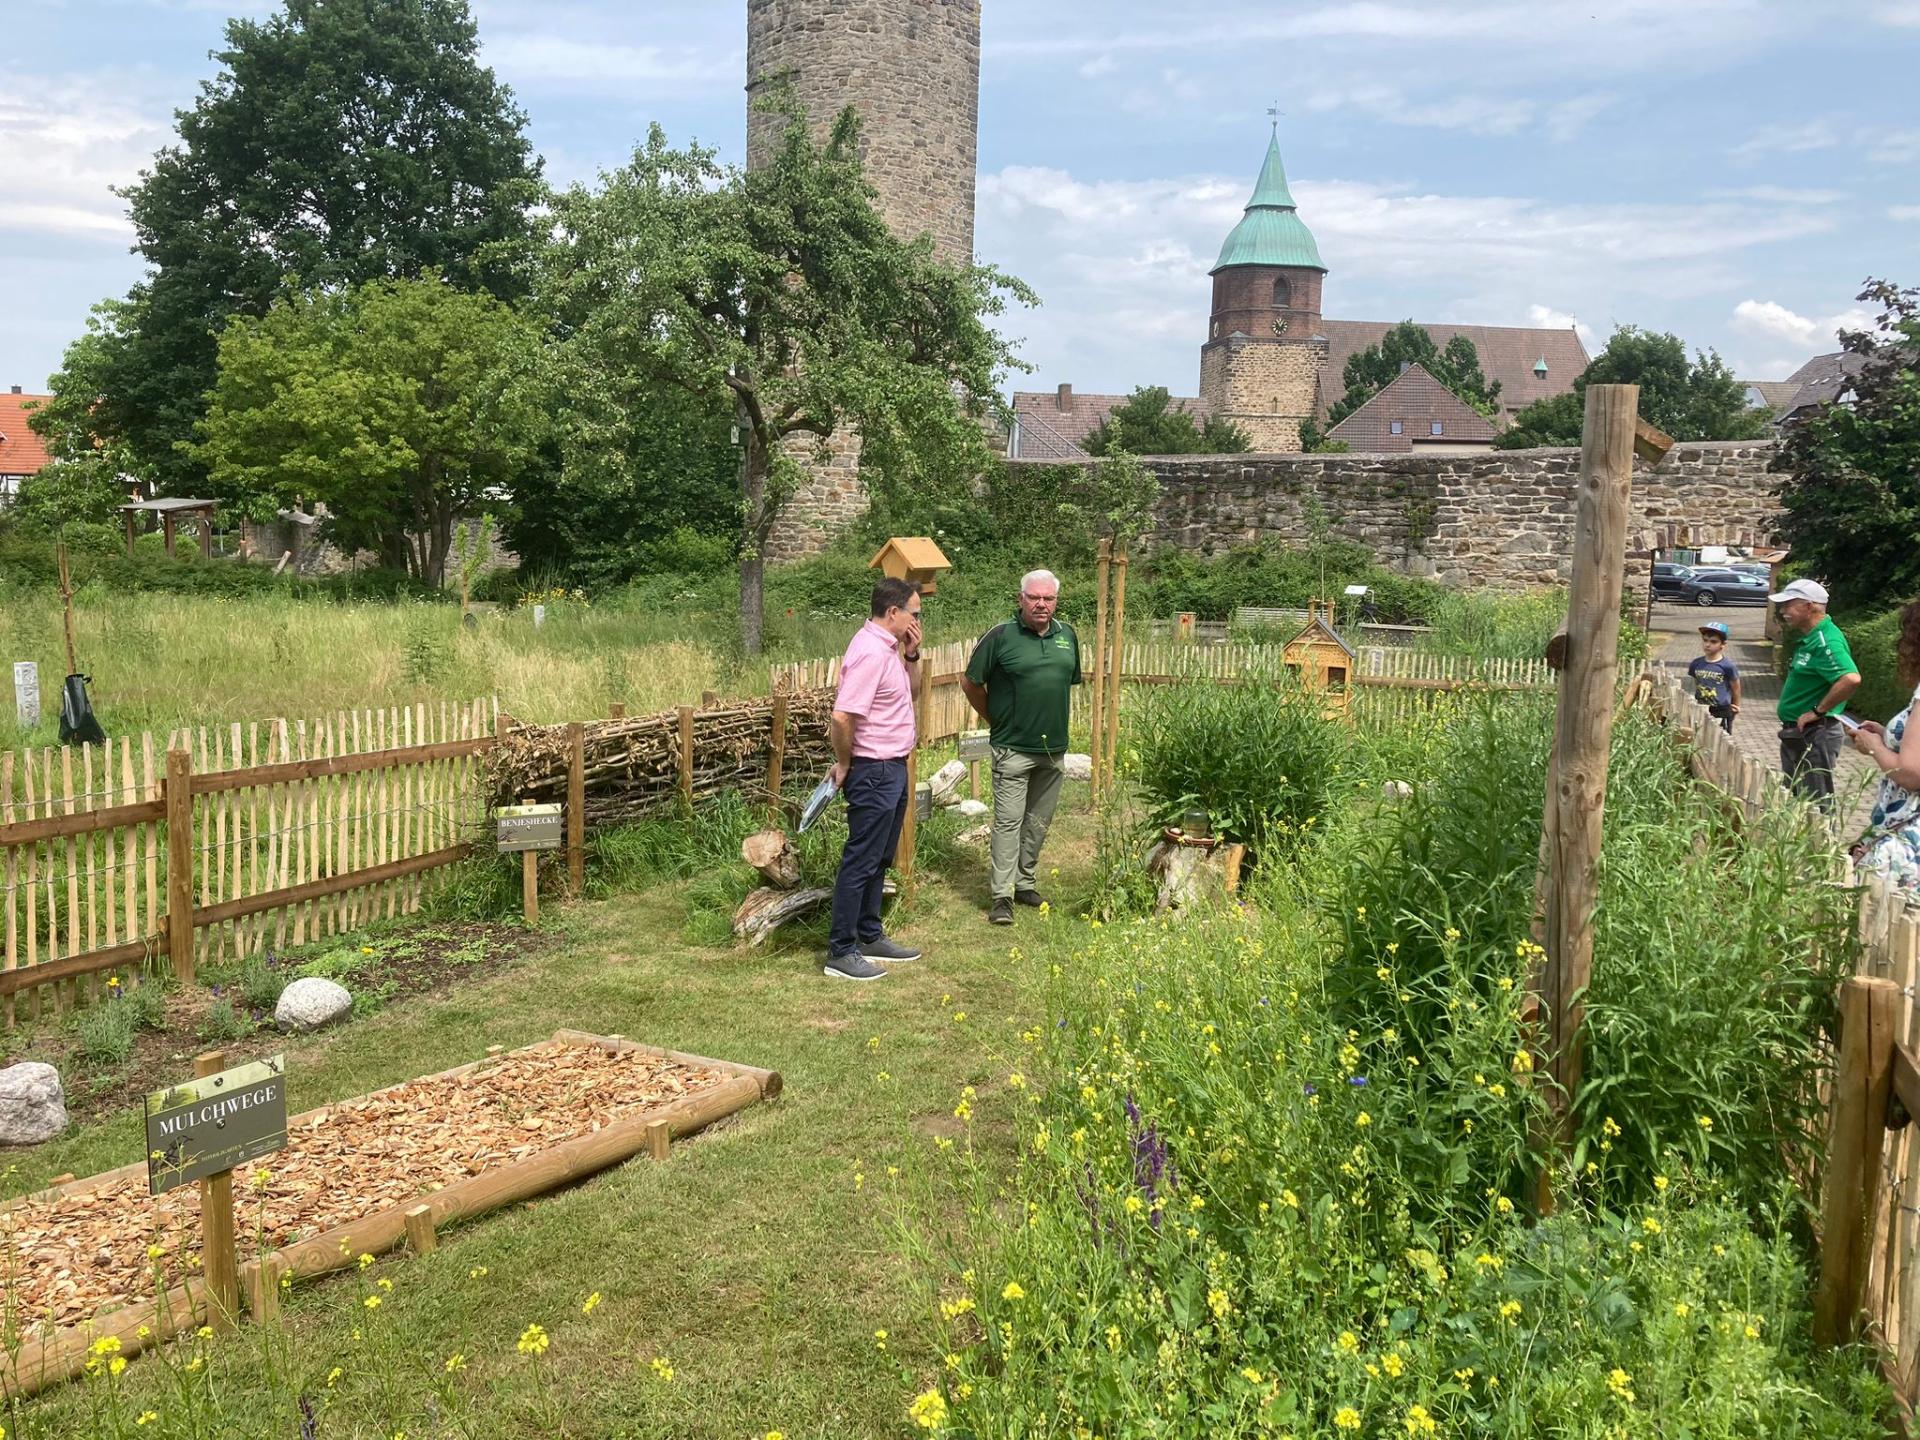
1197, 336, 1324, 452
1011, 440, 1781, 593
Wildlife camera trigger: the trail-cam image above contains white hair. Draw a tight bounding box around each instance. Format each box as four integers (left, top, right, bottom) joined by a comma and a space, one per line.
1020, 569, 1060, 594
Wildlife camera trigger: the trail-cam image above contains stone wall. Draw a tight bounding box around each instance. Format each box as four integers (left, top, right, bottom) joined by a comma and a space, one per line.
1013, 439, 1782, 594
1197, 335, 1324, 452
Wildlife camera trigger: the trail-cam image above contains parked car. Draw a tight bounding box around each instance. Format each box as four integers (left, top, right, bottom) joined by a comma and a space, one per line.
1652, 562, 1696, 599
1678, 567, 1771, 607
1729, 561, 1772, 578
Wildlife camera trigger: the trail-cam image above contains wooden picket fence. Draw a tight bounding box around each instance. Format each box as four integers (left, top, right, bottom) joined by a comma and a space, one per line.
0, 699, 497, 1023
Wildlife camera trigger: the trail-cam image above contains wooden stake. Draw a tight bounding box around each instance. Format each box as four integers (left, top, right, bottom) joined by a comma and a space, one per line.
243, 1254, 282, 1322
609, 702, 626, 720
565, 722, 585, 897
676, 706, 695, 814
645, 1119, 669, 1162
896, 657, 930, 877
193, 1049, 239, 1331
1814, 975, 1900, 1348
1102, 552, 1130, 792
403, 1203, 439, 1255
521, 850, 539, 930
165, 749, 194, 985
1533, 383, 1637, 1183
766, 691, 789, 817
1089, 539, 1111, 803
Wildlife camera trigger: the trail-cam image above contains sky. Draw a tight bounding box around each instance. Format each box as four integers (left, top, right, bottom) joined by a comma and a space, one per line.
4, 0, 1917, 402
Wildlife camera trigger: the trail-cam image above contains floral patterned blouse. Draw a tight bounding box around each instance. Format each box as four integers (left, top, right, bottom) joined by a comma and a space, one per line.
1861, 682, 1920, 891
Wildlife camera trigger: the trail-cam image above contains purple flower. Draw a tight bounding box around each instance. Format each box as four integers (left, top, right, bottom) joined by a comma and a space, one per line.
1304, 1083, 1317, 1096
1124, 1091, 1176, 1227
1257, 996, 1269, 1006
211, 984, 224, 997
299, 1394, 319, 1440
1349, 1076, 1369, 1087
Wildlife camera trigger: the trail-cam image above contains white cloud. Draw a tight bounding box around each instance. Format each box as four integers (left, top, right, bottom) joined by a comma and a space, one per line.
1710, 185, 1846, 205
1302, 83, 1611, 140
1890, 204, 1920, 221
1077, 54, 1118, 79
0, 76, 171, 239
1873, 1, 1920, 25
1730, 119, 1841, 158
482, 34, 736, 92
1527, 305, 1594, 343
1866, 128, 1920, 165
1730, 298, 1875, 350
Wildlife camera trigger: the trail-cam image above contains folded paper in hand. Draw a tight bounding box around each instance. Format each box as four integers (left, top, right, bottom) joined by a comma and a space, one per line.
798, 773, 839, 833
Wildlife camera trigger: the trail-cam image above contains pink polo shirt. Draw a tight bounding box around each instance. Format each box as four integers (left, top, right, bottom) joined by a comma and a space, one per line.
834, 619, 916, 759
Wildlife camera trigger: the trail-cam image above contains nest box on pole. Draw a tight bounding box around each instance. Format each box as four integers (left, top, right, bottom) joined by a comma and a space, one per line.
869, 537, 952, 595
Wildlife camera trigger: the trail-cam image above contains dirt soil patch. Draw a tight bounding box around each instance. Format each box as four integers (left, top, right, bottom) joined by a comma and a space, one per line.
8, 1043, 731, 1331
1, 923, 547, 1129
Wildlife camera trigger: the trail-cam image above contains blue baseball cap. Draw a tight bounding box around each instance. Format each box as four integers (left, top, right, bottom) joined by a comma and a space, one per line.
1698, 621, 1730, 639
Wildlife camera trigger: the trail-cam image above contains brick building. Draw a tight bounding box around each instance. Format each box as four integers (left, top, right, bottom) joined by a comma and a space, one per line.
0, 386, 53, 507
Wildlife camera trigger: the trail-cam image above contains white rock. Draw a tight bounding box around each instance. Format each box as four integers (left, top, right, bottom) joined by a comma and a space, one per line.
1381, 779, 1413, 801
276, 977, 353, 1033
957, 823, 992, 845
0, 1062, 68, 1146
929, 759, 968, 804
1062, 753, 1093, 782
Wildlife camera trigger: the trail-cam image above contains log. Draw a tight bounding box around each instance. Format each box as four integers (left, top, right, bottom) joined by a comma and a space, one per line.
742, 829, 803, 889
733, 885, 832, 945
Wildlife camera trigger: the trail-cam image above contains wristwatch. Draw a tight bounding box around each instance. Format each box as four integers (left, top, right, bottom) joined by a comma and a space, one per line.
903, 650, 921, 663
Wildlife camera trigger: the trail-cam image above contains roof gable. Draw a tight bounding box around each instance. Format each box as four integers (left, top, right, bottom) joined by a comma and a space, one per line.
0, 391, 54, 478
1285, 614, 1355, 658
1326, 363, 1496, 452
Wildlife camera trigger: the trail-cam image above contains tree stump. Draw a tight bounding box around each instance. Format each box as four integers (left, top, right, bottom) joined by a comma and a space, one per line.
741, 830, 803, 889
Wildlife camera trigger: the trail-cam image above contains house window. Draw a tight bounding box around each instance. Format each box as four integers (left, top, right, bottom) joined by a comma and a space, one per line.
1431, 422, 1444, 436
1389, 421, 1403, 435
1272, 275, 1291, 308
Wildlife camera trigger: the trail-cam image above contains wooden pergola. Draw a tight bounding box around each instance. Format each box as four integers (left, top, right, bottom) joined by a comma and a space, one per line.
120, 497, 218, 559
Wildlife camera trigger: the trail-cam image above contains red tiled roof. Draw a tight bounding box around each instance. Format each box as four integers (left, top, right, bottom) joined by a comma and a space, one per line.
1326, 363, 1497, 452
1008, 387, 1210, 458
1314, 320, 1588, 420
0, 391, 54, 478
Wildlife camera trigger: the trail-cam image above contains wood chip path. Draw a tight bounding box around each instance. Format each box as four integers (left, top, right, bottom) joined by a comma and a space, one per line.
5, 1044, 728, 1330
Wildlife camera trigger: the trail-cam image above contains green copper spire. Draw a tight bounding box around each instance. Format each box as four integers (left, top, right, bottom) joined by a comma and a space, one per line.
1211, 128, 1326, 275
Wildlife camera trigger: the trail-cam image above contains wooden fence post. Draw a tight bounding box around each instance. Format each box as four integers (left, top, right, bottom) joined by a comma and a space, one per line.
193, 1049, 239, 1331
1814, 975, 1900, 1348
1089, 539, 1111, 804
1533, 383, 1637, 1206
766, 692, 789, 817
609, 702, 626, 720
676, 707, 695, 815
896, 657, 929, 878
404, 1203, 439, 1255
565, 722, 585, 897
166, 748, 195, 985
1102, 552, 1130, 792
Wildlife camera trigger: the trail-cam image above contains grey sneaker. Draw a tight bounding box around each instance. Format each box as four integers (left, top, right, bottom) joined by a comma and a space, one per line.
1014, 889, 1046, 908
860, 936, 922, 962
988, 897, 1014, 926
824, 953, 887, 981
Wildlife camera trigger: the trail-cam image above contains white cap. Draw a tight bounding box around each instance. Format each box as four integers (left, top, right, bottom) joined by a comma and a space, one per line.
1768, 577, 1829, 605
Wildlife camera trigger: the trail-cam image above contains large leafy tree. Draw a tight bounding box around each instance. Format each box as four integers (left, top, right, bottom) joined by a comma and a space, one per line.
1327, 322, 1501, 427
191, 275, 544, 583
1774, 280, 1920, 609
1496, 326, 1771, 448
43, 0, 541, 493
1082, 387, 1249, 456
541, 101, 1032, 654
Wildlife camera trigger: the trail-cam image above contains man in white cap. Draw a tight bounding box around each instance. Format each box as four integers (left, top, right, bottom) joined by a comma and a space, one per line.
1772, 577, 1860, 809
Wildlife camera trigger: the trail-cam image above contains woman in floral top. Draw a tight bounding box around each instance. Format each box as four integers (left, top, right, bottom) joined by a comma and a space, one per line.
1851, 599, 1920, 892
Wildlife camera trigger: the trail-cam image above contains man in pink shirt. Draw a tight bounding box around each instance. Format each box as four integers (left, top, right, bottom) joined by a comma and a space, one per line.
823, 577, 925, 980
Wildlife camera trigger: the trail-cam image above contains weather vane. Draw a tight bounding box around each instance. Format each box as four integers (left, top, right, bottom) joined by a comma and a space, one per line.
1267, 103, 1282, 131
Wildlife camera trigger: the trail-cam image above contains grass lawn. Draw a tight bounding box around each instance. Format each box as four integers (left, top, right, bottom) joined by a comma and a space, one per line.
5, 807, 1097, 1438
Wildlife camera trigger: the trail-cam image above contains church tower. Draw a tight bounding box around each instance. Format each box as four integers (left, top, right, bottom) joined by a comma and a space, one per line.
747, 1, 983, 559
1197, 129, 1328, 451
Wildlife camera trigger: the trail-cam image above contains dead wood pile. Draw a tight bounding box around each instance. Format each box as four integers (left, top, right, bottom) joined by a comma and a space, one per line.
7, 1045, 728, 1332
490, 692, 834, 825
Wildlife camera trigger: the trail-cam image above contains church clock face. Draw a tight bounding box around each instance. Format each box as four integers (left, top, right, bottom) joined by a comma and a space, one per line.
1273, 318, 1289, 336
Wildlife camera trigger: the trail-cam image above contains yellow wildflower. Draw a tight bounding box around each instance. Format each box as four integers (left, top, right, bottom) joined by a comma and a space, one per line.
1404, 1404, 1439, 1437
445, 1353, 467, 1372
1336, 1407, 1362, 1431
909, 1389, 949, 1430
582, 1291, 601, 1315
1381, 1352, 1404, 1377
1002, 1281, 1026, 1301
517, 1325, 550, 1357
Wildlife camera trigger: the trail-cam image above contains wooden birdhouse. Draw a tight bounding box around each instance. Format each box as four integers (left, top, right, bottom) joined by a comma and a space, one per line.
869, 536, 952, 595
1282, 598, 1356, 717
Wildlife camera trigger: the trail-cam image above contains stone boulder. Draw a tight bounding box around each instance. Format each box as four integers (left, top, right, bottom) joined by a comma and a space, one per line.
276, 977, 353, 1033
0, 1062, 68, 1146
1062, 753, 1093, 782
954, 798, 989, 817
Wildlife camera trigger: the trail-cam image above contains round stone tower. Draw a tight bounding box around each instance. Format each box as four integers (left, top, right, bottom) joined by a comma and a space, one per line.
1197, 129, 1329, 452
747, 0, 982, 558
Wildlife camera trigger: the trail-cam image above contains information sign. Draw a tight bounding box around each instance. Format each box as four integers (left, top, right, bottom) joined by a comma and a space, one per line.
145, 1054, 288, 1197
497, 803, 564, 852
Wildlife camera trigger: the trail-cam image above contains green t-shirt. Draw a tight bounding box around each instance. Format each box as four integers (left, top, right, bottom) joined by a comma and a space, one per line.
1777, 616, 1857, 722
965, 615, 1082, 754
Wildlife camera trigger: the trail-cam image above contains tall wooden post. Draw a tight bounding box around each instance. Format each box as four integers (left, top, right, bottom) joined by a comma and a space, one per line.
1814, 975, 1899, 1347
194, 1050, 239, 1331
565, 723, 585, 896
609, 701, 626, 720
766, 692, 789, 818
896, 657, 929, 877
1533, 384, 1637, 1193
165, 748, 195, 985
1102, 552, 1130, 792
676, 706, 695, 814
1089, 539, 1111, 803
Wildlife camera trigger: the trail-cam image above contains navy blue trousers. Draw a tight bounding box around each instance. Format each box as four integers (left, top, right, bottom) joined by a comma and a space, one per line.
829, 757, 908, 957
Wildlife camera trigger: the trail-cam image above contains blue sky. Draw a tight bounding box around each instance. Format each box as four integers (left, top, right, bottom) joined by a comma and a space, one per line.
5, 0, 1917, 401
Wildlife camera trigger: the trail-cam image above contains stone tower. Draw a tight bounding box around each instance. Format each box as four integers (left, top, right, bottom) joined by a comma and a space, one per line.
1197, 129, 1328, 451
747, 0, 982, 560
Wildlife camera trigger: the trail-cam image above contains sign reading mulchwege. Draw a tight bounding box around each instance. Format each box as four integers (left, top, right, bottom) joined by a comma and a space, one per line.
496, 803, 564, 853
144, 1054, 288, 1197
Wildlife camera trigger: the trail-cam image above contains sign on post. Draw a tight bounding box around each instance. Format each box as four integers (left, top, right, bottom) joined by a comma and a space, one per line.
12, 661, 39, 728
496, 803, 564, 852
956, 729, 990, 762
144, 1054, 288, 1197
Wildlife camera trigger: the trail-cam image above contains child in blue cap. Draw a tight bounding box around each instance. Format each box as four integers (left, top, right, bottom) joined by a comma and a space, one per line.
1687, 622, 1741, 733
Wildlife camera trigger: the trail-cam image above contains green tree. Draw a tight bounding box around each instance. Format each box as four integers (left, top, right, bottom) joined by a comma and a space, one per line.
45, 0, 541, 494
1326, 321, 1501, 427
191, 275, 544, 582
540, 100, 1031, 654
1082, 387, 1250, 456
1297, 418, 1350, 454
1774, 279, 1920, 610
1496, 325, 1772, 449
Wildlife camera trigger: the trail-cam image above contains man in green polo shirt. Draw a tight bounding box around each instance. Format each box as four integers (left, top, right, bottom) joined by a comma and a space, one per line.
1772, 577, 1860, 811
962, 569, 1082, 925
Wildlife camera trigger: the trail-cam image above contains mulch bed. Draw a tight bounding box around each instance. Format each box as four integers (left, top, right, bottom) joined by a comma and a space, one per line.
6, 1043, 730, 1332
2, 922, 546, 1127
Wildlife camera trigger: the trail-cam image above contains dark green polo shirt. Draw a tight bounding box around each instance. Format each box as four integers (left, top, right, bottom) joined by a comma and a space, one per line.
965, 614, 1082, 755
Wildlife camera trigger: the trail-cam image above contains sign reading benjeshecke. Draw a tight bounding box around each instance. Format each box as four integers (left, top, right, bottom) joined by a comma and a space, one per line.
144, 1054, 289, 1196
496, 803, 564, 852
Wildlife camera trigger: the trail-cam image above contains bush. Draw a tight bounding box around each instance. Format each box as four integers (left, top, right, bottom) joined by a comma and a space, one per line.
1128, 669, 1352, 862
1842, 604, 1912, 727
75, 998, 138, 1066
198, 998, 251, 1044
237, 952, 288, 1013
119, 979, 169, 1031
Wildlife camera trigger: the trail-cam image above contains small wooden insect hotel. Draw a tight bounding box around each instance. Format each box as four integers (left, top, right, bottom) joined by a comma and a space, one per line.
869, 537, 951, 595
1282, 598, 1355, 717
